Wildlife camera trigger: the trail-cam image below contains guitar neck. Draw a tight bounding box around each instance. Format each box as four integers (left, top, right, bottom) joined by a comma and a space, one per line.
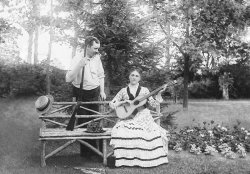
138, 85, 166, 102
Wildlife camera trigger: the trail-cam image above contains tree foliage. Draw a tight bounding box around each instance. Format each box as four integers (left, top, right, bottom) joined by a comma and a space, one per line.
1, 0, 250, 101
75, 0, 164, 87
191, 0, 250, 68
0, 19, 22, 65
142, 0, 250, 105
0, 18, 10, 43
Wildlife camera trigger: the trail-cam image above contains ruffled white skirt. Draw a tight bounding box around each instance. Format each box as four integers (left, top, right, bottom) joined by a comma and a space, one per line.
110, 109, 168, 167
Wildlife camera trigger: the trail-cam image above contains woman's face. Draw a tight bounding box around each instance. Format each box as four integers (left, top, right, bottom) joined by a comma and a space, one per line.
129, 70, 141, 85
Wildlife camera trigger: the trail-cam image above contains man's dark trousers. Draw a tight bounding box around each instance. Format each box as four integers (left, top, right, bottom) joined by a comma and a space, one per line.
73, 86, 103, 157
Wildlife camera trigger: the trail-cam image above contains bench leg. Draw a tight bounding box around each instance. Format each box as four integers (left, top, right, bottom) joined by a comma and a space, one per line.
41, 140, 46, 167
103, 139, 107, 166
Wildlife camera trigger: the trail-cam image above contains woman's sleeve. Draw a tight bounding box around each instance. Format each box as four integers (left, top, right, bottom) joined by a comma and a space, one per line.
109, 88, 124, 109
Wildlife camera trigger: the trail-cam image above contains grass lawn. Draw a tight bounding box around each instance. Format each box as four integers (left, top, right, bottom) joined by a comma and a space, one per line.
0, 96, 250, 174
166, 100, 250, 130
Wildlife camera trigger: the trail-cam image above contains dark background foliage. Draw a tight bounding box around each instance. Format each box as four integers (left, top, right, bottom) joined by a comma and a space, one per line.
1, 61, 250, 101
0, 63, 72, 101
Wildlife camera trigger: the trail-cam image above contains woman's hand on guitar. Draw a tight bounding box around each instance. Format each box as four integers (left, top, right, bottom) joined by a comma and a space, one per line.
119, 100, 132, 106
155, 93, 163, 102
110, 100, 132, 109
155, 81, 177, 102
156, 86, 166, 102
159, 84, 167, 94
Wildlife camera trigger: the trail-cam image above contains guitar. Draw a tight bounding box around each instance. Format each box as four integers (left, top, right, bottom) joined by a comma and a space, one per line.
115, 81, 177, 119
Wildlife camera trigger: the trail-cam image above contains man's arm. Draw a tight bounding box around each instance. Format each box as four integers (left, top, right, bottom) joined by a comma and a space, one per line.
65, 55, 86, 82
98, 57, 106, 100
99, 77, 106, 100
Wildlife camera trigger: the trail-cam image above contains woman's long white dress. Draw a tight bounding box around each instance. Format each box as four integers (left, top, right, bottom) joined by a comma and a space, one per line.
109, 86, 169, 167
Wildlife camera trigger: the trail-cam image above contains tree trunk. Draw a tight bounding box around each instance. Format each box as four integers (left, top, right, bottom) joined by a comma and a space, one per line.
33, 1, 39, 64
71, 42, 77, 59
71, 11, 78, 59
27, 30, 34, 63
206, 52, 210, 68
34, 27, 39, 64
164, 22, 171, 70
222, 85, 229, 100
183, 53, 189, 109
182, 8, 191, 109
46, 0, 53, 94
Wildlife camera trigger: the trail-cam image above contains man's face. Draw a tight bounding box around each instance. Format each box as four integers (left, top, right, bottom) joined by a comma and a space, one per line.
87, 41, 100, 57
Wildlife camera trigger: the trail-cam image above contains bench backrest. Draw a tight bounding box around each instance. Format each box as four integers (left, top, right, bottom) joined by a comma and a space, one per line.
39, 101, 162, 129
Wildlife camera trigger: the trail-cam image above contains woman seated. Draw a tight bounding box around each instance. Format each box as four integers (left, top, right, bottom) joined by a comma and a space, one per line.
109, 69, 169, 168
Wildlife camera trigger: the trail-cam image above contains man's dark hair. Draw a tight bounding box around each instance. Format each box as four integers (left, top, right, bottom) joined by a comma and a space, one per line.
84, 36, 100, 47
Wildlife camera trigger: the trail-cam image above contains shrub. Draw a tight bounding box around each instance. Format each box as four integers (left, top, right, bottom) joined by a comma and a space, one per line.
0, 63, 73, 101
9, 64, 45, 96
168, 120, 250, 158
189, 78, 220, 99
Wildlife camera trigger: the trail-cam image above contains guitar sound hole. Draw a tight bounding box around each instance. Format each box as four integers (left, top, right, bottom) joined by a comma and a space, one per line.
134, 100, 139, 105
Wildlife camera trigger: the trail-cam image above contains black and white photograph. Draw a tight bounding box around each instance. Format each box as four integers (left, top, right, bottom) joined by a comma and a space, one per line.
0, 0, 250, 173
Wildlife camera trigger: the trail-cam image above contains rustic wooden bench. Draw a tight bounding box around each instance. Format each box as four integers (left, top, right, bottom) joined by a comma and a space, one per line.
38, 100, 162, 167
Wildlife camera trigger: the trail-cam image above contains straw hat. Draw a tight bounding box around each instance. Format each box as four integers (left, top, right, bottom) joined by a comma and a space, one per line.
35, 95, 54, 115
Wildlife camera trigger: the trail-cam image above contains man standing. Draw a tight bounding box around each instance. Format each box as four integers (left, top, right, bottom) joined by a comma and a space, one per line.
66, 36, 106, 157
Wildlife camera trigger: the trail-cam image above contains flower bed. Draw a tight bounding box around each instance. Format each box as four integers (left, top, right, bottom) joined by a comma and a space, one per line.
168, 120, 250, 159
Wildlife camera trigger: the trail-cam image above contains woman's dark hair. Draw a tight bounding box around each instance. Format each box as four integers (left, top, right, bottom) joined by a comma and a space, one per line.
84, 36, 100, 47
129, 68, 141, 75
129, 69, 142, 77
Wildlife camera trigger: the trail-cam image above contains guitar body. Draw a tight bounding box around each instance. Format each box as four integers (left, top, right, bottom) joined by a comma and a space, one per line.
115, 81, 177, 119
115, 96, 147, 119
